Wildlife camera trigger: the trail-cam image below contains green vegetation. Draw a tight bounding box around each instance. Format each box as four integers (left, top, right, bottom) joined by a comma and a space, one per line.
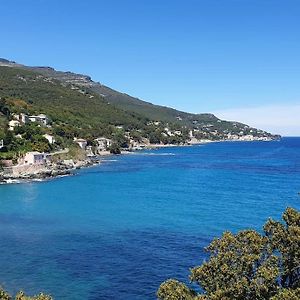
157, 207, 300, 300
0, 66, 147, 136
27, 65, 221, 126
0, 122, 54, 160
0, 288, 51, 300
0, 66, 192, 160
0, 60, 279, 162
29, 63, 279, 139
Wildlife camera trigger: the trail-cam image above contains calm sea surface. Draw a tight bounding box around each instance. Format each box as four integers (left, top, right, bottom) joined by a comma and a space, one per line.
0, 138, 299, 299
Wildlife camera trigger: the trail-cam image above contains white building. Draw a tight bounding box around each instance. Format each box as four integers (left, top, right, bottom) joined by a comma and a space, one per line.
12, 113, 29, 124
0, 139, 3, 149
74, 138, 87, 149
29, 114, 50, 126
95, 137, 112, 151
23, 152, 46, 165
8, 120, 20, 131
43, 134, 55, 144
164, 127, 173, 136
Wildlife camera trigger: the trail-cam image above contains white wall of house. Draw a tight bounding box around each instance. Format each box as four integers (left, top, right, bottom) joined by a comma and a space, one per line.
75, 140, 87, 149
95, 138, 112, 151
24, 152, 45, 165
8, 120, 20, 131
43, 134, 55, 144
29, 114, 50, 126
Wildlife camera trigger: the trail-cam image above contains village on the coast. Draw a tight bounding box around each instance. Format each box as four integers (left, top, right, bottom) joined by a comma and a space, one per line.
0, 108, 275, 184
0, 111, 124, 182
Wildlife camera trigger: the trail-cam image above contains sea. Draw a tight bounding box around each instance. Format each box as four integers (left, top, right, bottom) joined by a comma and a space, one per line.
0, 137, 299, 299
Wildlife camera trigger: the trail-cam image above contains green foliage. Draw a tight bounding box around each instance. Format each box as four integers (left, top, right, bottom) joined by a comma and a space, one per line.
0, 287, 10, 300
130, 130, 143, 142
0, 62, 278, 162
157, 279, 196, 300
190, 231, 279, 299
157, 207, 300, 300
148, 131, 162, 144
0, 288, 52, 300
264, 207, 300, 289
0, 66, 148, 138
0, 64, 276, 152
112, 130, 129, 148
0, 123, 53, 155
270, 288, 300, 300
109, 142, 121, 154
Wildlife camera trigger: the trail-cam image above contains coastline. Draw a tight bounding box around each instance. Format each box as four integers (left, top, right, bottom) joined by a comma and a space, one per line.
0, 137, 279, 185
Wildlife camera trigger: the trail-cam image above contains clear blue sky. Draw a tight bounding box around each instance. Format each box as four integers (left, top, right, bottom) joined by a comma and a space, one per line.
1, 0, 300, 134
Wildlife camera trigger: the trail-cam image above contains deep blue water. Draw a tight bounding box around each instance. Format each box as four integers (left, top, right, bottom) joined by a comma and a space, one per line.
0, 137, 300, 299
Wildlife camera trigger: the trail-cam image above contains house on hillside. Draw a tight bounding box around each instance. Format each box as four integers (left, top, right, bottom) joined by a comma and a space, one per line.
0, 139, 3, 149
23, 152, 46, 165
8, 120, 20, 131
74, 138, 87, 149
29, 114, 50, 126
12, 113, 29, 125
95, 137, 112, 151
174, 130, 182, 136
43, 134, 56, 144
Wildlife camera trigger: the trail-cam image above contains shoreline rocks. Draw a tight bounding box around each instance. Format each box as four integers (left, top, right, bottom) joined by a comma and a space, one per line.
0, 158, 101, 184
0, 138, 280, 184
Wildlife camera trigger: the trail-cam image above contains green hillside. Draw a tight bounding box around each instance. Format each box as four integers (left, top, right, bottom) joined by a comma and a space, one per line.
22, 62, 278, 138
0, 66, 148, 135
0, 59, 279, 161
26, 64, 221, 126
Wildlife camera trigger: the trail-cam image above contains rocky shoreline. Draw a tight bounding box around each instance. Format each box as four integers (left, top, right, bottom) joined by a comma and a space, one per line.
0, 158, 100, 184
0, 137, 279, 185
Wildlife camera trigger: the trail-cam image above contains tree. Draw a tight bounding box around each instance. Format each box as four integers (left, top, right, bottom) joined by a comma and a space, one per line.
109, 142, 121, 154
264, 207, 300, 289
157, 280, 196, 300
112, 131, 129, 148
157, 207, 300, 300
270, 288, 300, 300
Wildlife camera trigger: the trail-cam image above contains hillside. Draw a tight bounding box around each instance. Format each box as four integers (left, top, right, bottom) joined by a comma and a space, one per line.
0, 58, 279, 160
0, 58, 277, 134
24, 63, 219, 125
0, 65, 147, 132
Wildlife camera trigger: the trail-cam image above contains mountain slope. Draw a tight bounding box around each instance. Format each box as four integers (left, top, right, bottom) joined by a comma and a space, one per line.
29, 66, 218, 126
0, 66, 147, 132
0, 58, 279, 144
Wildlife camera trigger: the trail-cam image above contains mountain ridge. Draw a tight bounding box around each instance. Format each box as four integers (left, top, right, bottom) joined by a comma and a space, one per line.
0, 58, 235, 125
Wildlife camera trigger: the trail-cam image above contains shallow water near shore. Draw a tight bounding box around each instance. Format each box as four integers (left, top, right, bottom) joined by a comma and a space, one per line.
0, 138, 299, 299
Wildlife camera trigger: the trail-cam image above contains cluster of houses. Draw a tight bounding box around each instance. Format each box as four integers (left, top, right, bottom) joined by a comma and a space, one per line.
6, 112, 56, 145
74, 137, 112, 153
73, 135, 150, 154
8, 113, 50, 131
163, 127, 182, 137
225, 133, 272, 141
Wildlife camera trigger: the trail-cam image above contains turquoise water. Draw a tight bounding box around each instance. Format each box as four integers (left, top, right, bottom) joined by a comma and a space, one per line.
0, 138, 299, 299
